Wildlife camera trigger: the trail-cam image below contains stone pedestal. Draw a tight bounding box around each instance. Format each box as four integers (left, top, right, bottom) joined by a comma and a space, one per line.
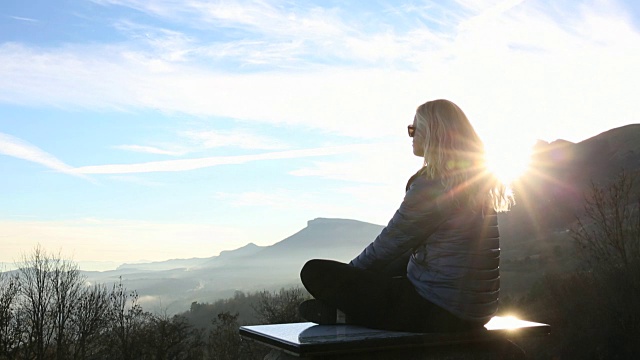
240, 317, 548, 360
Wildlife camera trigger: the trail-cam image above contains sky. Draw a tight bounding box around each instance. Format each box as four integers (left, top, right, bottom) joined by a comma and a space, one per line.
1, 0, 639, 270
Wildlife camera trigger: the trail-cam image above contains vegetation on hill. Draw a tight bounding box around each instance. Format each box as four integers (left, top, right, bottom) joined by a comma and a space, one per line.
503, 170, 640, 359
0, 248, 308, 359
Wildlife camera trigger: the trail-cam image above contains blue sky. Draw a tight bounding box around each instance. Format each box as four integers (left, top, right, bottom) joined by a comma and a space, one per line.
1, 0, 639, 270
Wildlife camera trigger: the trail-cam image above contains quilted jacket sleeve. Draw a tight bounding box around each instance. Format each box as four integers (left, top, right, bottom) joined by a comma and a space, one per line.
349, 177, 450, 271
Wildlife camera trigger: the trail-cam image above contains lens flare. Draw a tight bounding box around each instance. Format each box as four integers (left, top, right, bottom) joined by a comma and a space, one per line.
484, 141, 533, 185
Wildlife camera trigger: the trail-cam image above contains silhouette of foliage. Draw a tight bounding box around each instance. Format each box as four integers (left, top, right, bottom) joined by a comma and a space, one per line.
70, 283, 110, 359
142, 313, 199, 360
104, 279, 152, 360
1, 247, 312, 359
185, 291, 258, 330
207, 312, 244, 360
514, 171, 640, 359
253, 287, 309, 324
0, 270, 21, 359
572, 170, 640, 272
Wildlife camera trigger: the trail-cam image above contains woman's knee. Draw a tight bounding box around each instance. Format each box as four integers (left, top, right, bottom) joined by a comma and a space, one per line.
300, 259, 325, 283
300, 259, 344, 291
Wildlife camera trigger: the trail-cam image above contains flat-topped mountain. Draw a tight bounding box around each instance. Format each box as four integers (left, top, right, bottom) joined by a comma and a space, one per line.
255, 218, 383, 260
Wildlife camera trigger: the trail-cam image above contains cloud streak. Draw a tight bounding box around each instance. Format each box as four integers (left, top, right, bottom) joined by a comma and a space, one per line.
9, 16, 38, 22
180, 129, 289, 150
72, 144, 376, 174
0, 132, 87, 178
114, 144, 187, 156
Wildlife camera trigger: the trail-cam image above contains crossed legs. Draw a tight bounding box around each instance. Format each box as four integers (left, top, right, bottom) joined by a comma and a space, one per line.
300, 259, 477, 332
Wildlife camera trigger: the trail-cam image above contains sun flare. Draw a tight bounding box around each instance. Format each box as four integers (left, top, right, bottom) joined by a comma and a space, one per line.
484, 141, 534, 185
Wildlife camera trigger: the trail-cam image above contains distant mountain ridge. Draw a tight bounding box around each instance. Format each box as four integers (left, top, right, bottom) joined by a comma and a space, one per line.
117, 243, 267, 271
86, 123, 640, 315
86, 218, 384, 313
115, 218, 382, 272
117, 257, 210, 271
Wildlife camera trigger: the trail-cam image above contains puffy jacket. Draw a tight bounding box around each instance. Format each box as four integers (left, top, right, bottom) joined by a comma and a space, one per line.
349, 173, 500, 323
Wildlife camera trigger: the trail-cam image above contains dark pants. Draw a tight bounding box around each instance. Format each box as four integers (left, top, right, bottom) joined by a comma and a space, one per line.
300, 259, 483, 333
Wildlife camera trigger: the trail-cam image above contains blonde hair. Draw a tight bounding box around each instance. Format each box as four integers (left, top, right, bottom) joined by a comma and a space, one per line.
414, 99, 512, 212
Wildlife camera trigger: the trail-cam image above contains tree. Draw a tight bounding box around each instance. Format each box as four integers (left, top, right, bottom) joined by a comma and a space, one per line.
50, 256, 83, 360
0, 270, 22, 359
253, 287, 308, 324
571, 170, 640, 271
522, 170, 640, 358
18, 245, 55, 360
142, 312, 197, 360
105, 279, 151, 360
207, 312, 244, 360
70, 283, 110, 360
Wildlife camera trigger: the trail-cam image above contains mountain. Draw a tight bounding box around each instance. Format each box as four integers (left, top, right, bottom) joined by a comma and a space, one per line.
84, 124, 640, 314
533, 124, 640, 187
117, 257, 210, 271
501, 123, 640, 238
495, 124, 640, 293
84, 218, 383, 314
256, 218, 384, 260
116, 243, 267, 271
197, 243, 265, 268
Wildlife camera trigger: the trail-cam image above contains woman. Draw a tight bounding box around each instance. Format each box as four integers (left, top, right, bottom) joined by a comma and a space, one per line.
299, 99, 512, 333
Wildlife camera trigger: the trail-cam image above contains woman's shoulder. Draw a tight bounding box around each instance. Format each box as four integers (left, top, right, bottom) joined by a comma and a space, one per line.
406, 169, 445, 191
408, 174, 442, 188
406, 168, 433, 190
405, 173, 448, 203
406, 172, 483, 211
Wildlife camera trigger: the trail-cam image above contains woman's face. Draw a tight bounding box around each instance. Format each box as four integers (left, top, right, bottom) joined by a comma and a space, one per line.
412, 115, 425, 157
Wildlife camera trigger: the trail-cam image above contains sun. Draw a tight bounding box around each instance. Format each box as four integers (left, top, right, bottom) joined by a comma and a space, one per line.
484, 140, 534, 185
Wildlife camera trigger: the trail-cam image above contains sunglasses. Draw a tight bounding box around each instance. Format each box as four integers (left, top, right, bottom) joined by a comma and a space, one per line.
407, 125, 416, 137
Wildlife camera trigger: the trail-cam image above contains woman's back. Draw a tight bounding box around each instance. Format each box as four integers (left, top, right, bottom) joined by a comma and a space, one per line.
350, 174, 500, 323
407, 176, 500, 323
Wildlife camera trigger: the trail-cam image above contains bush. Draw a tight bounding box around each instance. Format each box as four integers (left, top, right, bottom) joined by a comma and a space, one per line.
253, 287, 309, 324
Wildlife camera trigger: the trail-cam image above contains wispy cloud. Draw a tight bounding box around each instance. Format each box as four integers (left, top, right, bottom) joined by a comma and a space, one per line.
0, 132, 87, 178
180, 129, 288, 150
9, 15, 39, 22
95, 0, 432, 67
0, 43, 417, 138
108, 175, 167, 187
113, 19, 195, 63
456, 0, 527, 26
289, 143, 418, 185
113, 129, 288, 158
95, 0, 346, 39
113, 144, 187, 156
71, 144, 373, 174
